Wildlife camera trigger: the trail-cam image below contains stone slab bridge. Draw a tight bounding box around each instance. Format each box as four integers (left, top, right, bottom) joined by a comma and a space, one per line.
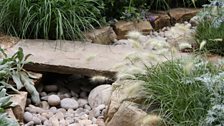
8, 39, 188, 79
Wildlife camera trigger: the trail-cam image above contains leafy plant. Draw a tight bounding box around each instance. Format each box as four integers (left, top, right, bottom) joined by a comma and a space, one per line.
0, 87, 19, 126
195, 0, 224, 55
0, 0, 104, 40
136, 58, 223, 125
0, 48, 40, 105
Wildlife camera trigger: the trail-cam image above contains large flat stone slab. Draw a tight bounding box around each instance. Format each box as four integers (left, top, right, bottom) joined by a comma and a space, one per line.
8, 39, 188, 78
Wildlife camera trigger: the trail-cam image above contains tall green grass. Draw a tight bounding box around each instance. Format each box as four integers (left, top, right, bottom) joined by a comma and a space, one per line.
136, 58, 221, 125
0, 0, 103, 40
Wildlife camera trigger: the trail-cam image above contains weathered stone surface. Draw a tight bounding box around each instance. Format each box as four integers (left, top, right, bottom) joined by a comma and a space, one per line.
169, 8, 201, 23
85, 26, 117, 45
5, 108, 17, 121
106, 101, 147, 126
88, 85, 112, 108
10, 91, 27, 122
114, 20, 153, 39
114, 21, 135, 40
134, 20, 153, 35
0, 34, 19, 49
7, 39, 187, 79
105, 80, 146, 122
149, 12, 171, 30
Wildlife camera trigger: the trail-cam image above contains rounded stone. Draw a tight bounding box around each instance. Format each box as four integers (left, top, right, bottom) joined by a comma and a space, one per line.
80, 91, 88, 98
32, 117, 41, 124
48, 95, 60, 106
44, 85, 58, 92
24, 112, 33, 123
78, 98, 88, 107
88, 85, 112, 108
41, 101, 49, 110
60, 98, 79, 109
25, 121, 34, 126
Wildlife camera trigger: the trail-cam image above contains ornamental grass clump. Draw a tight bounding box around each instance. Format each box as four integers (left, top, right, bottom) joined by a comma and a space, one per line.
0, 0, 103, 40
136, 57, 224, 125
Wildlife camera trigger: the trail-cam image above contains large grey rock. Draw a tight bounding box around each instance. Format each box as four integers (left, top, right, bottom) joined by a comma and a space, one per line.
88, 85, 112, 108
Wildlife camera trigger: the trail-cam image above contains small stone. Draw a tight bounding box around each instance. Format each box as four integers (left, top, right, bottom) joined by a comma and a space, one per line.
80, 86, 92, 92
25, 121, 34, 126
80, 91, 87, 98
71, 90, 79, 98
37, 115, 47, 123
60, 98, 78, 109
48, 95, 60, 106
41, 101, 49, 110
50, 107, 58, 113
44, 85, 58, 92
55, 111, 64, 120
63, 93, 71, 98
32, 117, 41, 125
41, 96, 48, 101
75, 108, 84, 114
79, 119, 92, 125
66, 118, 74, 124
44, 120, 51, 126
96, 119, 105, 126
60, 120, 69, 126
58, 108, 67, 114
78, 98, 88, 107
92, 117, 97, 124
84, 105, 91, 111
69, 123, 81, 126
40, 92, 47, 97
24, 112, 33, 122
50, 117, 60, 126
26, 98, 32, 106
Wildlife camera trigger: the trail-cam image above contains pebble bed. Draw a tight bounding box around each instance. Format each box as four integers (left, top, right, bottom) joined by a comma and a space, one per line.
24, 74, 107, 126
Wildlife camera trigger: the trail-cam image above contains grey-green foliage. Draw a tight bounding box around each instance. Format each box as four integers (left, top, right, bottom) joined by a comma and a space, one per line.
197, 0, 224, 28
0, 113, 19, 126
0, 0, 104, 40
0, 47, 40, 105
0, 87, 19, 126
196, 72, 224, 125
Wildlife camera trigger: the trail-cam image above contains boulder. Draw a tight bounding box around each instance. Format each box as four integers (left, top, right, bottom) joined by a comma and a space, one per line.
149, 12, 171, 30
169, 8, 201, 23
106, 101, 147, 126
134, 20, 153, 35
88, 84, 112, 108
114, 20, 153, 39
10, 91, 27, 123
105, 80, 146, 122
114, 21, 135, 40
85, 26, 117, 45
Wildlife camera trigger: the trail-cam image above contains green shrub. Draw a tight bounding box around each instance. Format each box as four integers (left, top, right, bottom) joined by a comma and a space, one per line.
136, 58, 224, 125
0, 0, 103, 40
195, 0, 224, 55
195, 21, 224, 55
